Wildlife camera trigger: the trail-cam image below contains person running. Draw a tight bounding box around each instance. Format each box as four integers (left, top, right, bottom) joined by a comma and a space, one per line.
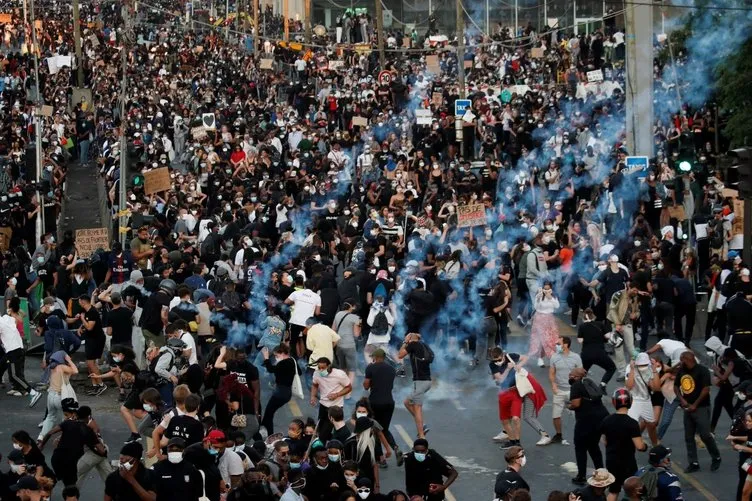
364, 348, 403, 466
77, 294, 107, 396
260, 344, 298, 435
397, 333, 433, 439
0, 304, 41, 404
577, 308, 617, 394
403, 438, 458, 501
310, 356, 352, 442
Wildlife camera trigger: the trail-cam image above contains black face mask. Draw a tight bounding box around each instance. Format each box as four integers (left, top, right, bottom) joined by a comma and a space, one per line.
568, 378, 576, 386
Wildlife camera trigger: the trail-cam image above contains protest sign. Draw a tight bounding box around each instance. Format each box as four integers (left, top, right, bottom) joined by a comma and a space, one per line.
733, 198, 744, 236
191, 126, 208, 140
144, 167, 171, 195
425, 55, 439, 73
531, 47, 544, 58
0, 227, 11, 252
352, 116, 368, 127
75, 228, 109, 258
667, 205, 686, 221
431, 92, 443, 107
587, 69, 604, 83
259, 58, 273, 70
415, 109, 432, 125
457, 204, 487, 228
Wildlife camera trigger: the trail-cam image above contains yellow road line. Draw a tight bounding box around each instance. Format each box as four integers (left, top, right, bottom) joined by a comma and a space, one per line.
288, 398, 302, 417
670, 460, 718, 501
395, 424, 456, 501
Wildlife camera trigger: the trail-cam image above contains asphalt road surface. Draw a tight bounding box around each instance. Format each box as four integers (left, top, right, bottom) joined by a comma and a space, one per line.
6, 317, 738, 500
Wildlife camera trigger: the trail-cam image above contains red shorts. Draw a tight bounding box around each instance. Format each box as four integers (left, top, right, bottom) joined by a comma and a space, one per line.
498, 389, 523, 420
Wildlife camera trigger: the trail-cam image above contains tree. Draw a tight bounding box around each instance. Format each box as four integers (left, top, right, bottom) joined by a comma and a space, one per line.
716, 36, 752, 147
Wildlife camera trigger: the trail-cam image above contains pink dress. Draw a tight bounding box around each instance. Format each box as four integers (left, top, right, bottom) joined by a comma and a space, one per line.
528, 295, 560, 358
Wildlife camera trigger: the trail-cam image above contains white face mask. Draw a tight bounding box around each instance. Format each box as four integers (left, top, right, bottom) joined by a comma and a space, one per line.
355, 412, 368, 419
345, 473, 357, 482
167, 452, 183, 464
358, 491, 370, 500
143, 403, 154, 412
519, 455, 527, 467
598, 264, 607, 272
120, 461, 134, 471
738, 392, 747, 401
12, 443, 22, 450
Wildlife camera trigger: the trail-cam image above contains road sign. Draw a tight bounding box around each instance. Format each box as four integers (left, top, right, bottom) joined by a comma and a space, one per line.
378, 70, 392, 86
454, 99, 471, 117
625, 156, 649, 179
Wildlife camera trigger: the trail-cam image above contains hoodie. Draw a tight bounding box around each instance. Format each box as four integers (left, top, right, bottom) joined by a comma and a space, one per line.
44, 316, 82, 359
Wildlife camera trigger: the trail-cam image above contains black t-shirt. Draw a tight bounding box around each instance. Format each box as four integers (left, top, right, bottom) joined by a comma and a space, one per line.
675, 363, 712, 407
404, 449, 455, 501
570, 380, 608, 422
652, 276, 675, 303
600, 413, 640, 470
601, 268, 629, 302
578, 321, 608, 350
406, 342, 432, 381
226, 360, 260, 413
57, 419, 100, 455
107, 306, 134, 345
152, 460, 203, 501
494, 467, 530, 497
83, 307, 105, 340
141, 291, 171, 334
210, 309, 233, 342
165, 415, 205, 447
105, 466, 157, 501
364, 361, 396, 405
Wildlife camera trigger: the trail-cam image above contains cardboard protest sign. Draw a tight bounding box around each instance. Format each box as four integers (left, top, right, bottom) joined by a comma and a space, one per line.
75, 228, 109, 258
425, 55, 439, 73
352, 116, 369, 127
587, 69, 604, 83
531, 47, 544, 58
0, 227, 11, 252
0, 13, 11, 23
723, 188, 739, 198
457, 204, 487, 228
415, 109, 432, 125
144, 167, 171, 195
733, 198, 744, 236
259, 58, 273, 70
88, 34, 100, 47
328, 60, 344, 70
464, 60, 473, 69
431, 92, 443, 107
191, 126, 208, 140
667, 205, 686, 221
39, 105, 53, 117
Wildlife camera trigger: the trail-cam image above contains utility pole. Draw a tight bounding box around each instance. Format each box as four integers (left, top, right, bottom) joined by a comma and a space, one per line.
119, 0, 134, 245
456, 0, 465, 98
283, 0, 289, 41
30, 0, 43, 243
624, 2, 653, 156
304, 0, 311, 45
374, 0, 385, 69
253, 0, 259, 52
73, 0, 84, 88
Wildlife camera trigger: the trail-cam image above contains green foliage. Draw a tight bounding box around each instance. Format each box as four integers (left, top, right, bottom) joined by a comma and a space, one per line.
716, 36, 752, 147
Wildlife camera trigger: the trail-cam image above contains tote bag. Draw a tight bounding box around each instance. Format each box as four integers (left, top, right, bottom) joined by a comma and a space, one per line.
291, 365, 304, 400
507, 354, 534, 397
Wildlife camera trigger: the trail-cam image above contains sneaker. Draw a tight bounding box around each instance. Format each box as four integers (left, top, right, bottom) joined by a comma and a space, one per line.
7, 390, 22, 396
616, 375, 625, 383
516, 315, 525, 327
571, 476, 586, 486
29, 389, 42, 408
493, 431, 509, 442
684, 462, 700, 473
570, 323, 578, 328
537, 357, 545, 367
92, 384, 107, 396
536, 433, 552, 446
499, 439, 520, 450
422, 424, 430, 435
711, 457, 722, 471
124, 433, 142, 444
259, 426, 269, 440
600, 383, 608, 396
37, 420, 44, 429
396, 449, 404, 467
549, 434, 563, 444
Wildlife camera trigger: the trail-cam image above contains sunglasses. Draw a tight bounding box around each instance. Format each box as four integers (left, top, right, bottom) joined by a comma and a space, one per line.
357, 488, 371, 494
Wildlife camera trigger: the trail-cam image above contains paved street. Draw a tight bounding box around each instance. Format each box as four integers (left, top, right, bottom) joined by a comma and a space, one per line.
5, 316, 736, 500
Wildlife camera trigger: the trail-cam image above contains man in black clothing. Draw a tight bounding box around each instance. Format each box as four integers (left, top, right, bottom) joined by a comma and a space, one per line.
364, 348, 402, 466
303, 446, 347, 501
600, 388, 648, 496
494, 445, 529, 499
398, 333, 433, 439
404, 438, 458, 501
105, 292, 134, 347
104, 442, 157, 501
674, 351, 721, 473
568, 367, 608, 485
152, 438, 203, 501
164, 394, 205, 447
672, 275, 697, 345
78, 294, 106, 395
140, 279, 175, 348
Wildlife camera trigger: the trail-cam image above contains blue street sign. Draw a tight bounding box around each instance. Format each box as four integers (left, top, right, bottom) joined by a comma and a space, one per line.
454, 99, 471, 117
625, 156, 649, 179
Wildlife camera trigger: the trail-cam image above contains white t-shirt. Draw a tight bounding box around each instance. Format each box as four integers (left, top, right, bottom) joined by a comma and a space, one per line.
287, 289, 321, 326
657, 339, 688, 366
218, 449, 246, 485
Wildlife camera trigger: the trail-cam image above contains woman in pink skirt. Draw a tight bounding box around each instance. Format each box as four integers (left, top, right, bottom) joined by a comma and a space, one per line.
529, 280, 560, 367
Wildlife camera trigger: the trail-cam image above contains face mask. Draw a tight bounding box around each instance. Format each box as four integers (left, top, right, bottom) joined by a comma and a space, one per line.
318, 370, 329, 377
356, 412, 368, 419
113, 356, 123, 363
388, 266, 396, 273
598, 265, 607, 272
519, 456, 527, 467
208, 447, 218, 456
143, 403, 154, 412
328, 454, 340, 462
358, 490, 370, 499
555, 345, 563, 354
543, 203, 550, 209
120, 461, 134, 471
345, 473, 357, 482
167, 452, 183, 464
369, 268, 376, 275
414, 452, 426, 462
738, 392, 747, 401
315, 462, 329, 470
12, 443, 22, 450
568, 378, 576, 386
75, 274, 83, 284
289, 462, 301, 469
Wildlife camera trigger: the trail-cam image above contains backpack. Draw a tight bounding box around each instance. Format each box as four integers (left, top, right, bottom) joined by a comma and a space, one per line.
517, 251, 529, 280
637, 466, 665, 500
581, 377, 603, 401
371, 310, 389, 337
709, 219, 724, 249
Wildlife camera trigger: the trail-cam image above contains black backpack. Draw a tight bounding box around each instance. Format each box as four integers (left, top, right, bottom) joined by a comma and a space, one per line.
582, 377, 603, 400
709, 219, 724, 248
416, 342, 435, 364
371, 310, 389, 336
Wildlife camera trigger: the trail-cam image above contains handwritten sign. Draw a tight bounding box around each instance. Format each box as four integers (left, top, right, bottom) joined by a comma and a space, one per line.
425, 55, 439, 74
191, 126, 208, 141
415, 109, 432, 125
0, 227, 11, 252
431, 92, 443, 107
0, 13, 11, 23
39, 105, 53, 117
667, 205, 686, 222
352, 116, 368, 127
144, 167, 171, 195
464, 59, 473, 69
587, 69, 604, 83
457, 204, 487, 228
328, 60, 344, 70
75, 228, 109, 258
530, 47, 544, 58
723, 188, 739, 199
733, 198, 744, 236
259, 58, 273, 70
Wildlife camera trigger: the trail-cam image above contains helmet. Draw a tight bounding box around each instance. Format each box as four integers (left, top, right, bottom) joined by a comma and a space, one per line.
612, 388, 633, 410
159, 279, 177, 296
166, 338, 187, 352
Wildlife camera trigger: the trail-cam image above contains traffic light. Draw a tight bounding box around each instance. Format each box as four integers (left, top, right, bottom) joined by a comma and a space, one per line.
131, 174, 144, 189
729, 148, 752, 198
676, 133, 695, 173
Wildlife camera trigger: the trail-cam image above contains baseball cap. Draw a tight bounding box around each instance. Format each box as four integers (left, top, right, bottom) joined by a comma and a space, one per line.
205, 430, 226, 445
7, 449, 24, 463
10, 476, 39, 492
649, 445, 671, 465
43, 296, 55, 306
167, 437, 186, 449
130, 270, 144, 282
